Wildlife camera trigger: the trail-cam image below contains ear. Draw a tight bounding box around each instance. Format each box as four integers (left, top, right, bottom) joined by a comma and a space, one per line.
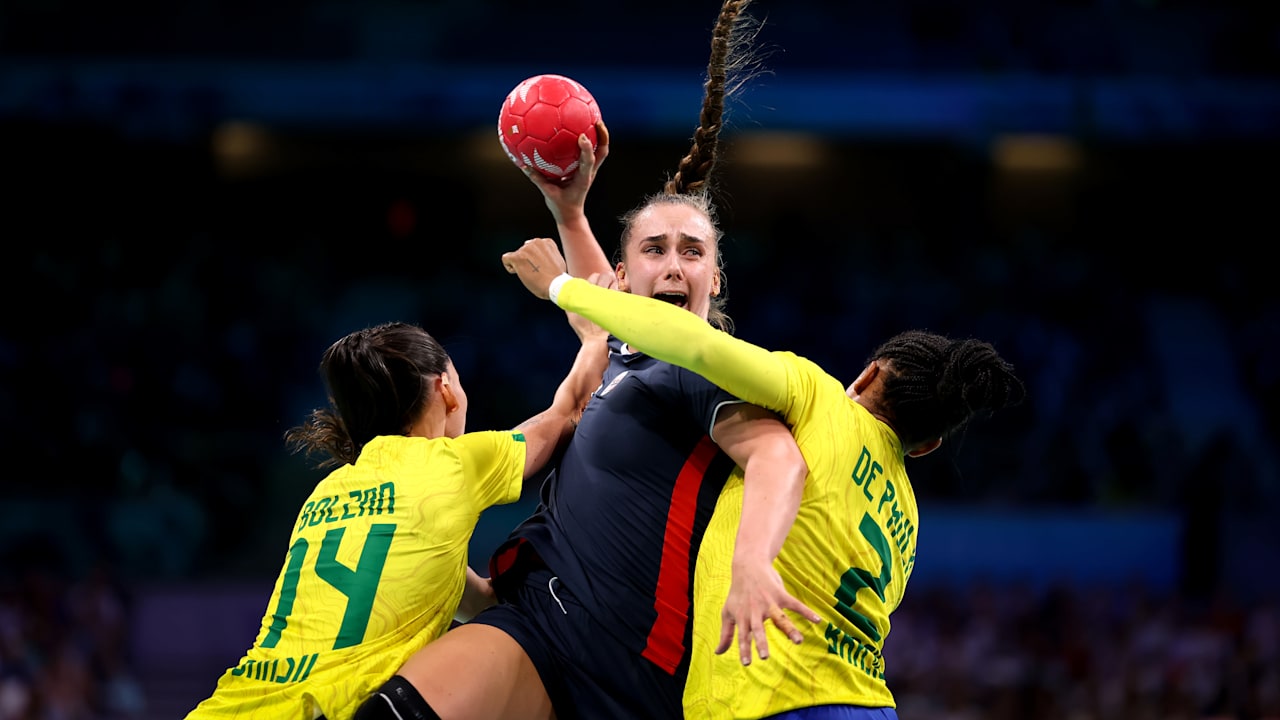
439, 373, 459, 414
711, 269, 722, 298
907, 437, 942, 458
848, 361, 880, 399
615, 262, 628, 292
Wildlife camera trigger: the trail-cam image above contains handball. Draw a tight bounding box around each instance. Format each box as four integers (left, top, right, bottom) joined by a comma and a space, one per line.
497, 74, 601, 180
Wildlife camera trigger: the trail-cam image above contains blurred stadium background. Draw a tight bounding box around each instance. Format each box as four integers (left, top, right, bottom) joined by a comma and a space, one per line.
2, 1, 1278, 718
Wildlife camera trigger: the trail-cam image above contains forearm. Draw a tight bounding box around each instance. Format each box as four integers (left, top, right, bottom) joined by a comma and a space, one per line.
555, 334, 607, 416
555, 277, 788, 411
557, 213, 614, 279
734, 450, 807, 570
455, 566, 496, 622
513, 410, 576, 480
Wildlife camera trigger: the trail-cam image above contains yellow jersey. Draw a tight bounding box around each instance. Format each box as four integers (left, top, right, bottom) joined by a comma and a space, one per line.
555, 278, 917, 718
185, 431, 525, 720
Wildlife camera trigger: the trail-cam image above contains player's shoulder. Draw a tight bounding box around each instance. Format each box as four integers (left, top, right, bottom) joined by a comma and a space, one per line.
364, 433, 503, 468
445, 430, 529, 458
773, 350, 838, 386
772, 348, 812, 368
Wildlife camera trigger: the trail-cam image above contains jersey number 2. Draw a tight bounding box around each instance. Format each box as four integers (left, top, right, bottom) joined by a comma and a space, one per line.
261, 523, 396, 650
834, 513, 892, 643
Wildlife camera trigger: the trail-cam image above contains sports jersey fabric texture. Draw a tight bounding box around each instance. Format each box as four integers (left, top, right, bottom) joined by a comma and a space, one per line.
185, 431, 526, 720
554, 278, 918, 718
488, 335, 740, 677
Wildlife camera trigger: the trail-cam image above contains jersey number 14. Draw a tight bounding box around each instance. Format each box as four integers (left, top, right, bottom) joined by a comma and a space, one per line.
261, 523, 396, 650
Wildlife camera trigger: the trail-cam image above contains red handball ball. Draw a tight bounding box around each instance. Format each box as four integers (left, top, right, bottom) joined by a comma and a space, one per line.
497, 74, 601, 181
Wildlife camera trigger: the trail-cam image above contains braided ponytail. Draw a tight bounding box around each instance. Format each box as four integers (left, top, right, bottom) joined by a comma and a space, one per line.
871, 330, 1026, 448
617, 0, 766, 334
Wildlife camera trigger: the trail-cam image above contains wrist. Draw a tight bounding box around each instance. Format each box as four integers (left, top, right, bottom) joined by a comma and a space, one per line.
556, 208, 590, 228
548, 273, 573, 305
732, 553, 775, 570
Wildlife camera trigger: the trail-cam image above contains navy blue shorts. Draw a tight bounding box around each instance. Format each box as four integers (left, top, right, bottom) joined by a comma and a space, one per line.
470, 560, 685, 720
765, 706, 899, 720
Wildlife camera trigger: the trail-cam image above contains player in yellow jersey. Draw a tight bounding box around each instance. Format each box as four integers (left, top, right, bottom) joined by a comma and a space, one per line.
502, 237, 1025, 720
184, 319, 607, 720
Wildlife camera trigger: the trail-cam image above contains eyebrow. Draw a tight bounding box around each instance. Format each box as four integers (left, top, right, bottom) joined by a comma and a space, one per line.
638, 233, 709, 245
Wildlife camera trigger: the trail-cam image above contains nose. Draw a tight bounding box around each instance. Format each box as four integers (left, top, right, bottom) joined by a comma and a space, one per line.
662, 252, 684, 280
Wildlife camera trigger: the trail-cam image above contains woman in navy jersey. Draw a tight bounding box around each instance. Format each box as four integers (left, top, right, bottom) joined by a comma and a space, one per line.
351, 1, 819, 719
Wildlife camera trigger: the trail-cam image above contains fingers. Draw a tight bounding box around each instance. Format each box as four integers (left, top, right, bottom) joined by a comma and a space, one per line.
738, 608, 793, 665
746, 621, 769, 665
596, 120, 611, 159
584, 271, 619, 290
776, 597, 821, 645
592, 122, 609, 173
502, 237, 570, 294
521, 164, 558, 192
739, 604, 823, 666
576, 121, 609, 174
714, 616, 736, 657
769, 606, 802, 646
501, 239, 552, 272
790, 598, 823, 625
575, 134, 599, 183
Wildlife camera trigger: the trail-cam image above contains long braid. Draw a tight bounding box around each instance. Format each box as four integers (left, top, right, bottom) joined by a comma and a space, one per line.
664, 0, 751, 196
617, 0, 764, 334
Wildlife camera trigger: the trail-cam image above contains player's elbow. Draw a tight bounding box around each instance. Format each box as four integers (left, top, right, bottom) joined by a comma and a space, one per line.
750, 439, 807, 484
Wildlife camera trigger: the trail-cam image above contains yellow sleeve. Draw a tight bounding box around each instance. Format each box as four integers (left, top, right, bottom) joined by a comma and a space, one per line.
447, 430, 526, 510
557, 278, 789, 413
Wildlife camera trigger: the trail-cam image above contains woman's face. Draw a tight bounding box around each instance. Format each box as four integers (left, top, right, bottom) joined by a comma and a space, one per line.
616, 203, 720, 322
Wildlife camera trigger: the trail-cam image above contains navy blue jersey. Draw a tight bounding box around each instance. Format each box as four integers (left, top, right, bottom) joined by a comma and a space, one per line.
490, 338, 739, 676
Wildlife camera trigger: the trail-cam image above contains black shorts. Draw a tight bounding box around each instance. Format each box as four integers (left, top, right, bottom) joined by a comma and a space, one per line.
470, 554, 685, 720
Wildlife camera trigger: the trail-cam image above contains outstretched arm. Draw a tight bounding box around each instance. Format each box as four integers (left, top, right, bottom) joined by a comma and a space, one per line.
503, 237, 790, 415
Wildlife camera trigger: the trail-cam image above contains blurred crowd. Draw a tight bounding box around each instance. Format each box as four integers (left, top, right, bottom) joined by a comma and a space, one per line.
2, 562, 1278, 720
0, 564, 144, 720
889, 582, 1280, 720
